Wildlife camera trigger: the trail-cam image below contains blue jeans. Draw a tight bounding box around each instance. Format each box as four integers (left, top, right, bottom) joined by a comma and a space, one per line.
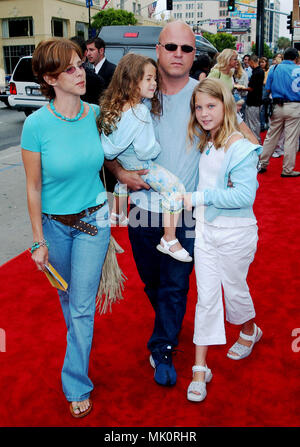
128, 206, 195, 352
42, 203, 110, 402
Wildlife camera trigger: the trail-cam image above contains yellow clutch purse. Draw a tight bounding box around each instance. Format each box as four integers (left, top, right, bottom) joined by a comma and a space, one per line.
44, 262, 68, 291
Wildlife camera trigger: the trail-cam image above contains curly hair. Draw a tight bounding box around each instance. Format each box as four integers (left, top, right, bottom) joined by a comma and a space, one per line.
188, 78, 239, 152
97, 53, 161, 135
32, 38, 82, 100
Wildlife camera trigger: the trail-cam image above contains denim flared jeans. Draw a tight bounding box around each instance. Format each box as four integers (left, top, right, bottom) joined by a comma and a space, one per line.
42, 203, 110, 402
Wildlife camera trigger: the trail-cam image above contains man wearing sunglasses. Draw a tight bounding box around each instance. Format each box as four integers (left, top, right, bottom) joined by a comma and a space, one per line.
106, 21, 258, 388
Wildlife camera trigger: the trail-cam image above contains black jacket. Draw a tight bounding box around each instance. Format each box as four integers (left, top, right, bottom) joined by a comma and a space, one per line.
81, 67, 105, 105
97, 59, 116, 89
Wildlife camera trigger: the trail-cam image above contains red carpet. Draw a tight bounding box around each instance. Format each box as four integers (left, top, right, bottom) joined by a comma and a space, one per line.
1, 152, 300, 427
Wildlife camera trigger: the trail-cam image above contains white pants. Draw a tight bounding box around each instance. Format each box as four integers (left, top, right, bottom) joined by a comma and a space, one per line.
193, 223, 258, 346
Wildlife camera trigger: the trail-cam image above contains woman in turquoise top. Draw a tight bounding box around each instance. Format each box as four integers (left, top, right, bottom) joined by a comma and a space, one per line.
21, 38, 110, 418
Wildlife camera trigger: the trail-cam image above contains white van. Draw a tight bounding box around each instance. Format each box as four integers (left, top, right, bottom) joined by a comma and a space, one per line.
8, 56, 48, 116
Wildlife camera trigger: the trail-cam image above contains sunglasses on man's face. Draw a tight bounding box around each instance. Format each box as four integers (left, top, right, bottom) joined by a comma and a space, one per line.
158, 43, 195, 53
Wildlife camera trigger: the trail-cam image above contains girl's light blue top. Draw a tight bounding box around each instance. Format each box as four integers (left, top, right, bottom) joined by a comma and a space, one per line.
101, 103, 161, 170
21, 104, 106, 215
192, 139, 262, 222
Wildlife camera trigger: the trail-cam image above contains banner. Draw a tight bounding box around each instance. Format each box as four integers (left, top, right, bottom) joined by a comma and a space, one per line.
236, 0, 255, 14
148, 1, 157, 18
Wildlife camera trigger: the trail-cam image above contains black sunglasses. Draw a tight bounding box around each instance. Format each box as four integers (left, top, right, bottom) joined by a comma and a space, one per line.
158, 43, 195, 53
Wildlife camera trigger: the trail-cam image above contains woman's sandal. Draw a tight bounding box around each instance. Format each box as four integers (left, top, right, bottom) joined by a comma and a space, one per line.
156, 237, 192, 263
187, 365, 213, 402
227, 323, 263, 360
69, 399, 93, 418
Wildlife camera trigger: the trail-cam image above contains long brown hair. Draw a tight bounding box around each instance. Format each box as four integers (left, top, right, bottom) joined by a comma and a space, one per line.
97, 53, 161, 135
188, 78, 239, 152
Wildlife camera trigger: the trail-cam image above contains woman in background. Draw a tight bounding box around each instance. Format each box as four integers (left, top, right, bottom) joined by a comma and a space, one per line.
207, 48, 238, 92
233, 59, 248, 118
259, 56, 270, 131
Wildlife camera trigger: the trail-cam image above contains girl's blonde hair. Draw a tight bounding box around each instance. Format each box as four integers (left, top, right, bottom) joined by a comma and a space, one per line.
97, 53, 161, 135
234, 59, 244, 78
188, 78, 239, 152
214, 48, 237, 75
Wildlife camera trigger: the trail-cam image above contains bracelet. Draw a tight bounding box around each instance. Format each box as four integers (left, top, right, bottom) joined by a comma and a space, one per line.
31, 239, 49, 254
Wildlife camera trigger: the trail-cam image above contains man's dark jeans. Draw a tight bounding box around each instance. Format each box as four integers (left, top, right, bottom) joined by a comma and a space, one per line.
128, 205, 195, 353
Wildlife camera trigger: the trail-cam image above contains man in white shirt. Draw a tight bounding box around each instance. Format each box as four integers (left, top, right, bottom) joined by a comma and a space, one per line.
243, 54, 253, 80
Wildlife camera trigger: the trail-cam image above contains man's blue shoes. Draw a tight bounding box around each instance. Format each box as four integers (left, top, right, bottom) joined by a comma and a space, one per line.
149, 345, 177, 386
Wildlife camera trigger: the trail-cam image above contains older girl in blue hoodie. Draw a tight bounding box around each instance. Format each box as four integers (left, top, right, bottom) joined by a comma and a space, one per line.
182, 78, 263, 402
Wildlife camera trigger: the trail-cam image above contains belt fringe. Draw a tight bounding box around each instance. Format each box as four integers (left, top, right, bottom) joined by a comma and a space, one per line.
96, 236, 127, 315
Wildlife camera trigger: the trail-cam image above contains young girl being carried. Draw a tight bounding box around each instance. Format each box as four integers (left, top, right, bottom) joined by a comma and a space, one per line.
182, 78, 263, 402
97, 53, 192, 263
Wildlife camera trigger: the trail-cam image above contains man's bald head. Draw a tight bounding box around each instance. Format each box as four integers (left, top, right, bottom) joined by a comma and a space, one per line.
159, 21, 195, 46
156, 21, 196, 85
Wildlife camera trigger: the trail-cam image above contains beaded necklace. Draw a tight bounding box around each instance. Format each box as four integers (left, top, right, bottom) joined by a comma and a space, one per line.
49, 99, 84, 122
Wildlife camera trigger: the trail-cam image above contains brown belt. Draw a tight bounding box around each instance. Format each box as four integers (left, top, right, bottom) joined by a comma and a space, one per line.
44, 203, 106, 236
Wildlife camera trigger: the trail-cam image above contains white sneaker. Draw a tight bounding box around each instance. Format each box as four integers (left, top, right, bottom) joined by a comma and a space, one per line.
272, 149, 284, 158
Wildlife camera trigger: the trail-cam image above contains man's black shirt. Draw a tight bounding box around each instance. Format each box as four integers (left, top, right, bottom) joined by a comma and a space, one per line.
246, 66, 265, 107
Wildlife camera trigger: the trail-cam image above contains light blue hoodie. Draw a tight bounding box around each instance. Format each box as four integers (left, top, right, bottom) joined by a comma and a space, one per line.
191, 139, 262, 222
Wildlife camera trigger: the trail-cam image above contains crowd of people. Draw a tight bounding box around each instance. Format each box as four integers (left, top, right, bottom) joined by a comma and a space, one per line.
20, 22, 300, 418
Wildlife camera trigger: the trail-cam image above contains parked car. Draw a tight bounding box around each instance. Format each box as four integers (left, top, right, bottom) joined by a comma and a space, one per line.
98, 25, 217, 65
8, 56, 48, 116
0, 74, 10, 107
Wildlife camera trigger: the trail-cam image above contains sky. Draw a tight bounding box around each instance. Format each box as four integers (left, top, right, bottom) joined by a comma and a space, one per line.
279, 0, 293, 38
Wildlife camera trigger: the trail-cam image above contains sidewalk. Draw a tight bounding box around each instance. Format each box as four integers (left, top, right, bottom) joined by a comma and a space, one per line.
0, 145, 31, 266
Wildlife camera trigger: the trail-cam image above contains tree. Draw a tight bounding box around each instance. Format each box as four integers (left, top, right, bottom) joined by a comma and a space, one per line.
277, 36, 291, 50
202, 32, 237, 52
91, 8, 137, 29
251, 42, 273, 59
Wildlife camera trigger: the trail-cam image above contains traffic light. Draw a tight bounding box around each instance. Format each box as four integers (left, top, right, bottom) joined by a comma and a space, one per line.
226, 18, 231, 29
287, 12, 293, 34
166, 0, 173, 10
227, 0, 235, 12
